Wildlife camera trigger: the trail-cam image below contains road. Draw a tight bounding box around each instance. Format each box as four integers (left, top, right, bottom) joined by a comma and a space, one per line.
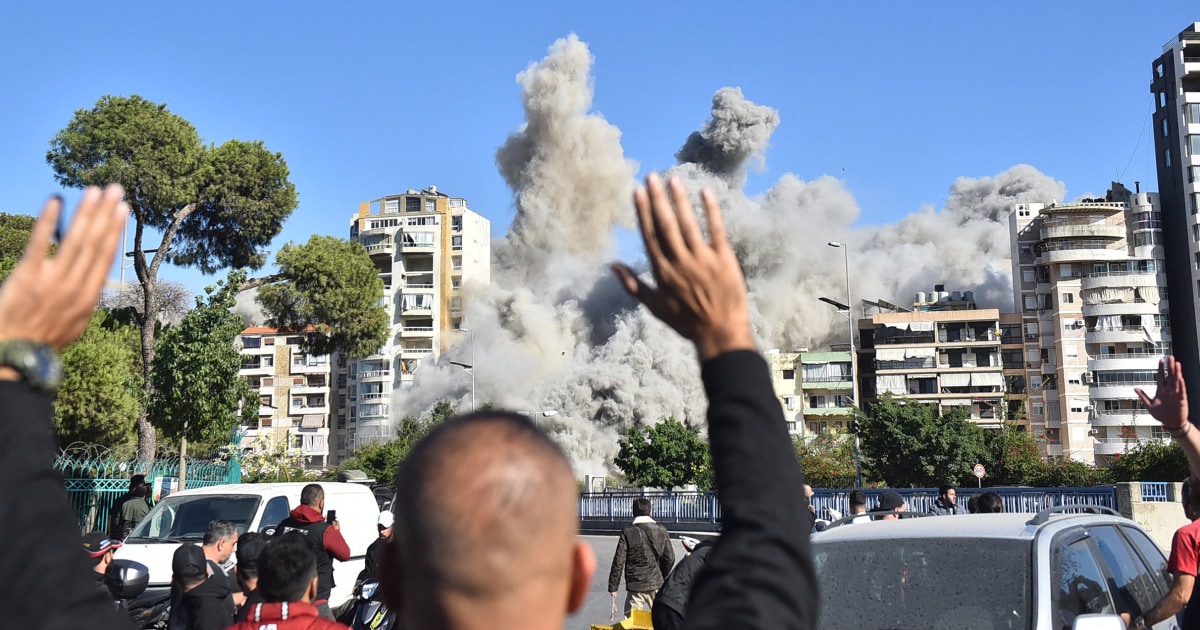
568, 535, 688, 630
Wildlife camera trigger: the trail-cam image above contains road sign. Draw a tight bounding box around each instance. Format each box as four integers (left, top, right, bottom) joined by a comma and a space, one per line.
973, 464, 986, 479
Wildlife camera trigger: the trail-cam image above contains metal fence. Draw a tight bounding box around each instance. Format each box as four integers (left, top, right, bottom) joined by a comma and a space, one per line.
1140, 482, 1170, 502
581, 486, 1119, 525
54, 454, 240, 534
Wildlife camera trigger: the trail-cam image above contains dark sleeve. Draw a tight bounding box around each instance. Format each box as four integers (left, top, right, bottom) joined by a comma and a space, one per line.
191, 599, 234, 630
683, 351, 818, 630
658, 529, 675, 578
0, 381, 133, 630
607, 529, 628, 593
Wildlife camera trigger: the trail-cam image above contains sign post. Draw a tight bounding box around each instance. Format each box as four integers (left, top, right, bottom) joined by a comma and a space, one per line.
973, 463, 986, 488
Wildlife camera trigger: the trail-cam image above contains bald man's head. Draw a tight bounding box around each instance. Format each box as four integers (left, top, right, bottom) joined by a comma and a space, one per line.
386, 411, 591, 627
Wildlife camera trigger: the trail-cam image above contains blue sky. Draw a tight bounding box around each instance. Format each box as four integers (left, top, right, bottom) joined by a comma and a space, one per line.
0, 2, 1195, 293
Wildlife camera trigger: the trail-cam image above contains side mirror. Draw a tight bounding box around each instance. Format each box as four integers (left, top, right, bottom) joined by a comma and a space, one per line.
1071, 614, 1127, 630
105, 558, 150, 600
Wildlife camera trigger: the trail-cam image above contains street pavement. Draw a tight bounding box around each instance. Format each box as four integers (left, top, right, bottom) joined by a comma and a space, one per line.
568, 535, 688, 630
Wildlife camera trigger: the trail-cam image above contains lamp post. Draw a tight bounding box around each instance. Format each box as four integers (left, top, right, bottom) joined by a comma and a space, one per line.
826, 241, 862, 488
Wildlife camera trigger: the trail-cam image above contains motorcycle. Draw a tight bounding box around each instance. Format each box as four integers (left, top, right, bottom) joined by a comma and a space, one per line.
352, 581, 396, 630
106, 558, 170, 629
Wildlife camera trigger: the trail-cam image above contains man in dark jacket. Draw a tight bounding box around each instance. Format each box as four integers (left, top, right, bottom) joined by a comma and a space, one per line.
652, 540, 714, 630
273, 484, 351, 619
378, 173, 817, 630
358, 510, 393, 584
109, 474, 146, 538
608, 497, 674, 618
929, 485, 958, 515
170, 543, 233, 630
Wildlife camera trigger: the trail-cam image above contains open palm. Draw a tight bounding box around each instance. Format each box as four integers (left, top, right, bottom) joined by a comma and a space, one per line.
1135, 356, 1189, 430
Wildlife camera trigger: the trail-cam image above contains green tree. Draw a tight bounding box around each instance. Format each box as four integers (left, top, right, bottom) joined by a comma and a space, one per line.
0, 213, 37, 280
254, 235, 389, 358
47, 95, 298, 459
985, 422, 1043, 486
794, 432, 859, 488
1110, 439, 1189, 482
149, 271, 258, 487
339, 399, 456, 483
615, 418, 712, 489
859, 396, 989, 488
53, 312, 144, 448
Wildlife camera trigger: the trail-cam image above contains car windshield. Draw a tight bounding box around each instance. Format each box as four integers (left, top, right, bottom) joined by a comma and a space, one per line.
813, 537, 1031, 630
126, 494, 261, 542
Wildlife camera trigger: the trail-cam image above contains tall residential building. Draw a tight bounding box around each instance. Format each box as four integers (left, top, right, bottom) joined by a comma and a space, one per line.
856, 293, 1023, 428
1009, 186, 1168, 464
767, 349, 854, 436
334, 186, 490, 461
1151, 23, 1200, 413
236, 327, 335, 470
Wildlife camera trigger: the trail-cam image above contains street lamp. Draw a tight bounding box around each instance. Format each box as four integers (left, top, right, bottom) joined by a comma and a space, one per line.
825, 241, 862, 488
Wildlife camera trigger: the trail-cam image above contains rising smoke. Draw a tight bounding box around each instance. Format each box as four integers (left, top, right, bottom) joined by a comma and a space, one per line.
401, 35, 1068, 477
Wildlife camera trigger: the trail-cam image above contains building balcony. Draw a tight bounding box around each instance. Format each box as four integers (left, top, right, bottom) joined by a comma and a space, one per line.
1081, 301, 1162, 318
1094, 437, 1171, 456
289, 384, 329, 395
1046, 443, 1064, 456
239, 341, 275, 354
399, 344, 434, 358
1092, 411, 1158, 427
359, 369, 392, 382
1090, 384, 1153, 400
399, 326, 435, 337
399, 301, 434, 315
1080, 271, 1163, 291
1039, 247, 1126, 264
1085, 328, 1164, 345
239, 364, 275, 376
288, 402, 329, 416
402, 283, 436, 292
1039, 224, 1126, 240
357, 392, 389, 402
401, 242, 436, 254
1087, 355, 1164, 372
364, 242, 395, 257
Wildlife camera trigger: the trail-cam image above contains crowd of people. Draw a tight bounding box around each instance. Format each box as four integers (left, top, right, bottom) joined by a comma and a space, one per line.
6, 174, 1200, 630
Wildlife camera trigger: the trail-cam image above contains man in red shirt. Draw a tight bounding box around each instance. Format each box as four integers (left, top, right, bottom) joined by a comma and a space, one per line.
1124, 479, 1200, 630
272, 485, 351, 619
231, 532, 349, 630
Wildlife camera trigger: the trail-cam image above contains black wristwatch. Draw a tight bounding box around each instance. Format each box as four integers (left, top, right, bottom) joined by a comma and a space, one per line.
0, 340, 62, 393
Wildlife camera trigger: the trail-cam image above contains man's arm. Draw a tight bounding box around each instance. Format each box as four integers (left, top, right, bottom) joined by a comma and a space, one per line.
1143, 572, 1194, 627
323, 525, 352, 562
658, 529, 675, 579
0, 187, 130, 629
1137, 357, 1200, 478
614, 174, 816, 629
607, 530, 628, 594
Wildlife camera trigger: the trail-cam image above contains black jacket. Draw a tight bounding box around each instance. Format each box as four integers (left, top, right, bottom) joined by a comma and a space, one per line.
655, 543, 714, 615
929, 496, 958, 516
0, 381, 133, 630
359, 536, 387, 584
607, 520, 674, 593
682, 351, 819, 630
176, 574, 234, 630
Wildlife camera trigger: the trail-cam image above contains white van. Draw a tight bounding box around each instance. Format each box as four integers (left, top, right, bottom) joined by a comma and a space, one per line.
114, 481, 382, 609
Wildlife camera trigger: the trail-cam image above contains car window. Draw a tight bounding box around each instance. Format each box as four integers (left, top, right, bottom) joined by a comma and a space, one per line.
259, 496, 290, 532
1090, 526, 1160, 617
1120, 526, 1171, 596
1055, 538, 1115, 630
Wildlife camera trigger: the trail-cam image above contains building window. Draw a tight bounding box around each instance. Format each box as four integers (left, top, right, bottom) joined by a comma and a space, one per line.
452, 215, 463, 231
1062, 292, 1073, 304
1022, 269, 1035, 283
1189, 103, 1200, 125
425, 198, 436, 213
1157, 63, 1164, 78
1194, 252, 1200, 270
1190, 136, 1200, 157
782, 369, 795, 380
384, 199, 399, 213
1193, 224, 1199, 243
264, 337, 275, 346
1166, 148, 1173, 167
1160, 92, 1167, 108
1163, 119, 1170, 137
1190, 166, 1200, 183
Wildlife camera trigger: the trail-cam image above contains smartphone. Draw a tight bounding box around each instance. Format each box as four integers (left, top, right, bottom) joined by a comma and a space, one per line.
326, 509, 337, 524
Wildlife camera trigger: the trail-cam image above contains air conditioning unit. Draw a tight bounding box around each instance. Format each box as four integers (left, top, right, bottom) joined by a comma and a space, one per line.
1072, 271, 1083, 278
1081, 372, 1093, 384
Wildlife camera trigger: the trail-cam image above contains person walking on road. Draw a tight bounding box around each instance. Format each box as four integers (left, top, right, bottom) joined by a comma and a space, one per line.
608, 497, 675, 619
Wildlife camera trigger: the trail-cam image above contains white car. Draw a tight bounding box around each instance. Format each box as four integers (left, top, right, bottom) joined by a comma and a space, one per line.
811, 506, 1179, 630
114, 481, 381, 609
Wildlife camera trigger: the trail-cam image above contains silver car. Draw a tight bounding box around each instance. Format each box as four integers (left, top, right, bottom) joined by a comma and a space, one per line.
811, 506, 1179, 630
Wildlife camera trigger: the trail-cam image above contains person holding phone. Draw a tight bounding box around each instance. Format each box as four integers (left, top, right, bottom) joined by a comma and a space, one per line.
272, 484, 351, 620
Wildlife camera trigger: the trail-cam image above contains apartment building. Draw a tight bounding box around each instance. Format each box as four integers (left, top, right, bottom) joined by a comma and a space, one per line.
236, 327, 335, 470
857, 292, 1023, 428
767, 349, 854, 436
1009, 186, 1168, 464
334, 186, 490, 461
1151, 23, 1200, 410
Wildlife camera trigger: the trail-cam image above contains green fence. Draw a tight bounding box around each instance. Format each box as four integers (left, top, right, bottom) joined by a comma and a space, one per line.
54, 454, 241, 534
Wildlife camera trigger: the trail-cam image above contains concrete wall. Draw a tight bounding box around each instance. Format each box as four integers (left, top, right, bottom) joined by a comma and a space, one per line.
1116, 482, 1188, 552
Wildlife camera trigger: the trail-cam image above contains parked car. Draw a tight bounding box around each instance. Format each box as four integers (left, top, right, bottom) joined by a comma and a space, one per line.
810, 506, 1178, 630
114, 481, 380, 610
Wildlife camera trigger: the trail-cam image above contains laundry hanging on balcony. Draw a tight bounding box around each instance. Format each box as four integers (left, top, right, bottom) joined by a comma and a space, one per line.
1082, 287, 1135, 305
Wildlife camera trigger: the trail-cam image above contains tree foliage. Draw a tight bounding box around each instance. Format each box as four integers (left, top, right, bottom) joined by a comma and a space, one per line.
615, 418, 712, 489
256, 235, 389, 358
1110, 439, 1189, 483
149, 271, 258, 484
339, 399, 457, 484
859, 396, 989, 488
794, 432, 858, 488
983, 422, 1044, 486
54, 312, 144, 448
0, 213, 37, 280
47, 94, 297, 459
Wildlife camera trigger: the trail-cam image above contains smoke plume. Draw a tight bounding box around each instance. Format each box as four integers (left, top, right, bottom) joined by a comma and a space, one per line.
399, 35, 1069, 478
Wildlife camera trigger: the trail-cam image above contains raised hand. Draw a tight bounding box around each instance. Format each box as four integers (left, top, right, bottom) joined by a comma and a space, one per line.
0, 185, 127, 350
1135, 356, 1189, 431
612, 173, 755, 362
